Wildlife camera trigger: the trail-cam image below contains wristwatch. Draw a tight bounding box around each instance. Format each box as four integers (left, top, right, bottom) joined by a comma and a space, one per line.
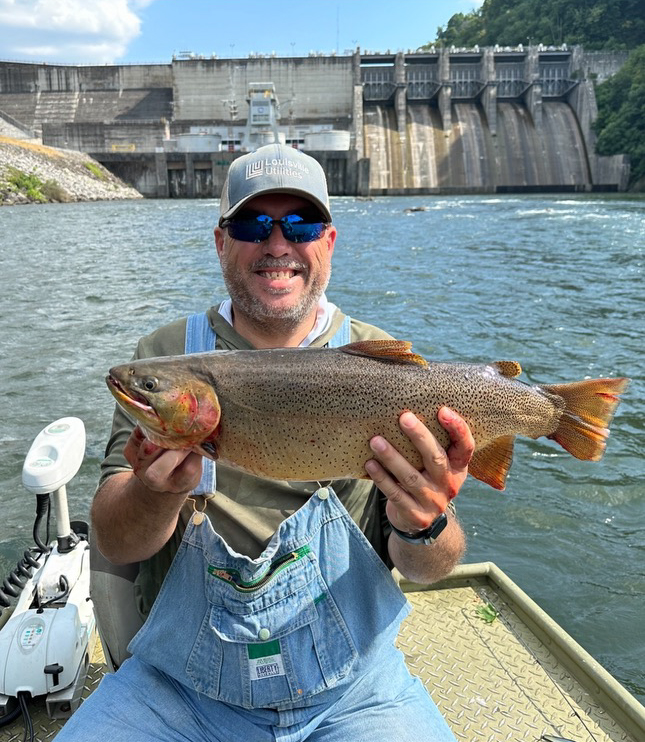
389, 512, 448, 546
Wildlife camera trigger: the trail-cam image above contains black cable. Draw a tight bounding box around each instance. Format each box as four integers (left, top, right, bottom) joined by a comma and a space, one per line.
0, 701, 22, 727
37, 574, 70, 611
33, 494, 51, 555
0, 548, 46, 607
0, 495, 51, 607
18, 692, 33, 742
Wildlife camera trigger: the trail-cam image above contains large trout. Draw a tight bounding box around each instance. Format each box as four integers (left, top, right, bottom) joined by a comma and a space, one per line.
106, 340, 628, 490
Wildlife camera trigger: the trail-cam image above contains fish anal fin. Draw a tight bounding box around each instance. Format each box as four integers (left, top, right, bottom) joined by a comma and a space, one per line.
468, 436, 515, 491
492, 361, 522, 378
340, 340, 427, 367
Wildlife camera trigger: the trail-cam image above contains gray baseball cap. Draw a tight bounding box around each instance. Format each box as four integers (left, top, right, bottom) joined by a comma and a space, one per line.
219, 143, 332, 225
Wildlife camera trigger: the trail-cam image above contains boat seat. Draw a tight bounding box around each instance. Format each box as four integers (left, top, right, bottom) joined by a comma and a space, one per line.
89, 535, 144, 672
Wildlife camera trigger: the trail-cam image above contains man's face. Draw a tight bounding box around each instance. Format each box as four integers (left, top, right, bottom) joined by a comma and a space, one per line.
215, 193, 336, 332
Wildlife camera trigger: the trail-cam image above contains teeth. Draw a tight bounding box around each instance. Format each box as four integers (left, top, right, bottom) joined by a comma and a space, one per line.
260, 271, 294, 279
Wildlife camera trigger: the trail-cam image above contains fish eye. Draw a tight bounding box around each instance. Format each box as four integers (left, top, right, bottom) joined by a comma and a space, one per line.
142, 377, 158, 392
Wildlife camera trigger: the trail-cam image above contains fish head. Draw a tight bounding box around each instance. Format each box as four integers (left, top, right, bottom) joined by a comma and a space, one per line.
106, 358, 221, 450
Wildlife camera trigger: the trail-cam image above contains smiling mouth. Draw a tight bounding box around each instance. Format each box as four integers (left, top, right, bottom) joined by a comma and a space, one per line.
256, 269, 300, 280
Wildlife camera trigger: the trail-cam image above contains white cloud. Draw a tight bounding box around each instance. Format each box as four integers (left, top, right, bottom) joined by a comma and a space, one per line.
0, 0, 154, 63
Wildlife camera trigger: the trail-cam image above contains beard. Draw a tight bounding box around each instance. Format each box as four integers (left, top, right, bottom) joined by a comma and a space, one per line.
220, 254, 331, 335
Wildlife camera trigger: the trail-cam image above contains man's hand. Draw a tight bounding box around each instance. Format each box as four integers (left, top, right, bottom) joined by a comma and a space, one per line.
92, 428, 204, 565
364, 408, 473, 584
124, 427, 203, 496
364, 407, 473, 533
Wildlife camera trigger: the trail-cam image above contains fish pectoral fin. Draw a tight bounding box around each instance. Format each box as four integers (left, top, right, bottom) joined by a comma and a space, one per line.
491, 361, 522, 378
339, 340, 427, 367
197, 439, 219, 461
468, 436, 515, 491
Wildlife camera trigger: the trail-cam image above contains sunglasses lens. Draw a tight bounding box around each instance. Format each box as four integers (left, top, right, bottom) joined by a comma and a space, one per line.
281, 216, 326, 243
226, 217, 272, 243
225, 215, 327, 243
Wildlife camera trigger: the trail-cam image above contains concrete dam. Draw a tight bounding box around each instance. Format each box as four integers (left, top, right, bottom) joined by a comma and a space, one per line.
365, 100, 591, 190
0, 48, 629, 196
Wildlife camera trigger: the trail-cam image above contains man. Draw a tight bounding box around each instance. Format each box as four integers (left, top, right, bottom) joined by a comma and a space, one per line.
59, 144, 473, 741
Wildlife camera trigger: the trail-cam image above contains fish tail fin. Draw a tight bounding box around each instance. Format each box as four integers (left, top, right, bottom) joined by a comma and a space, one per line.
543, 377, 628, 461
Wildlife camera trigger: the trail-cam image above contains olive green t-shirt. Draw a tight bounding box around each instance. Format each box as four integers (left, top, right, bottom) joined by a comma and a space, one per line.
100, 305, 394, 618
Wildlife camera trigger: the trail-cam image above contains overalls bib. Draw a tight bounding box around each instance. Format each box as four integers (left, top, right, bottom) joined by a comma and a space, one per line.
128, 486, 410, 710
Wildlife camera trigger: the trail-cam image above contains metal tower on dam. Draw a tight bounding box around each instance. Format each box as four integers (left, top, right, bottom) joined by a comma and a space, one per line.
0, 47, 629, 196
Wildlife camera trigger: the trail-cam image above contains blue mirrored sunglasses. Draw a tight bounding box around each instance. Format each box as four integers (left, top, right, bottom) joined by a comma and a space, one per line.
221, 214, 329, 244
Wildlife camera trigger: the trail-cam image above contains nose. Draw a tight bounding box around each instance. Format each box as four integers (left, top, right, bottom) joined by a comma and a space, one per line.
263, 222, 292, 255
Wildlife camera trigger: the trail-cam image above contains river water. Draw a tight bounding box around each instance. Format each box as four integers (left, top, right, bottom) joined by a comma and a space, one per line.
1, 195, 643, 702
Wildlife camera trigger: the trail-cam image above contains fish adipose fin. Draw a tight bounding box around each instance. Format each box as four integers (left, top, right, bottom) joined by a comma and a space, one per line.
468, 436, 515, 491
544, 377, 629, 461
492, 361, 522, 378
340, 340, 427, 367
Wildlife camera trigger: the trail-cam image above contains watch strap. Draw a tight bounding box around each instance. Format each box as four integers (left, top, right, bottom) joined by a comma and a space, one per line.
389, 512, 448, 546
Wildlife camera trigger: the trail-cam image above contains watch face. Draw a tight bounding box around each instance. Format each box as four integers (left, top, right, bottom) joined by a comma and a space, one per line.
422, 512, 448, 542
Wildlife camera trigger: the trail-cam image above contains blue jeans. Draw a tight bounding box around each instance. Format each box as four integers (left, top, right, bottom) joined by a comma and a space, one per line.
57, 650, 455, 741
57, 488, 456, 740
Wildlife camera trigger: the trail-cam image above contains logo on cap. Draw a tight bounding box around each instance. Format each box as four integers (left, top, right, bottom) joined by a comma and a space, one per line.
246, 161, 264, 180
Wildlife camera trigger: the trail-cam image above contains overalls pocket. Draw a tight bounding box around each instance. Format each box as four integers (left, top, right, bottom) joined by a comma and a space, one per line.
186, 548, 358, 708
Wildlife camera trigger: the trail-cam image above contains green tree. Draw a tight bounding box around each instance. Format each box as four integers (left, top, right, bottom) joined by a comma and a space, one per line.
424, 0, 645, 50
594, 45, 645, 186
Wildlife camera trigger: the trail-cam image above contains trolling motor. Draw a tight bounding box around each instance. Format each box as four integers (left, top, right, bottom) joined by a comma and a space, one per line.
0, 418, 96, 724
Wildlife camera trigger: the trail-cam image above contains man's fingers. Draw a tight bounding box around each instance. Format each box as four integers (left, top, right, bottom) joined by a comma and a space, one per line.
399, 411, 450, 472
365, 457, 411, 506
366, 433, 444, 518
124, 427, 203, 494
144, 450, 203, 493
437, 407, 475, 469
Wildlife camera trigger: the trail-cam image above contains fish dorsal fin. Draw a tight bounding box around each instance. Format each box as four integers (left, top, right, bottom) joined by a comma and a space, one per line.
339, 340, 427, 367
468, 435, 515, 491
492, 361, 522, 378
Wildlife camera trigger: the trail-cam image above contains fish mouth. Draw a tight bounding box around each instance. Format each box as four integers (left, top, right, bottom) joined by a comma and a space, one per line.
106, 374, 155, 414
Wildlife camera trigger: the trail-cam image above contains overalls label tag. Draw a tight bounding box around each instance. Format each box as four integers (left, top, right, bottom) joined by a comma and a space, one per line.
248, 640, 285, 680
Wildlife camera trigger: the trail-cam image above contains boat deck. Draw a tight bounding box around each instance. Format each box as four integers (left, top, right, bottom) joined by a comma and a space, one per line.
2, 562, 644, 741
397, 564, 644, 741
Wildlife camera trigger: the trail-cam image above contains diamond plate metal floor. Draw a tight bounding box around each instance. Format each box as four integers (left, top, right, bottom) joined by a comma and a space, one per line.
396, 583, 639, 742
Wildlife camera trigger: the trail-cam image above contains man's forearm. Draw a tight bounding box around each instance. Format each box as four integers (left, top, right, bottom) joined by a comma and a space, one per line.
92, 472, 188, 565
388, 511, 465, 584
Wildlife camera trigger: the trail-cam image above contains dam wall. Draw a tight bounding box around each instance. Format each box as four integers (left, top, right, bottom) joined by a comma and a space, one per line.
0, 48, 629, 196
360, 47, 628, 194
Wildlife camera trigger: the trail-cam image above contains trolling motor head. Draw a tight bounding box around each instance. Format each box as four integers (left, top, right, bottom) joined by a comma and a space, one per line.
22, 418, 85, 553
0, 416, 95, 722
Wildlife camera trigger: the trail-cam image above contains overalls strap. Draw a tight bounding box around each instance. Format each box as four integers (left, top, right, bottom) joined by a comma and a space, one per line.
185, 312, 218, 495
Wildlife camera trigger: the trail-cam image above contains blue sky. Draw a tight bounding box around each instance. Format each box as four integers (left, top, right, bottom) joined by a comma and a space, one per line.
0, 0, 483, 65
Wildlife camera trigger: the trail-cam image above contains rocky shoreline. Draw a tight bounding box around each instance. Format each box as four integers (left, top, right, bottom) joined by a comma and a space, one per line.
0, 136, 142, 205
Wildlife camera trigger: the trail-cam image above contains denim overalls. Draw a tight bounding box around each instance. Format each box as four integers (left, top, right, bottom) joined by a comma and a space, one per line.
56, 312, 457, 741
129, 483, 410, 711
